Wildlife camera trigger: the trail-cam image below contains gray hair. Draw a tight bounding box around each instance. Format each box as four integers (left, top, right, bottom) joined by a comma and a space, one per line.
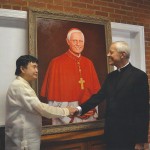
67, 28, 84, 41
113, 41, 130, 59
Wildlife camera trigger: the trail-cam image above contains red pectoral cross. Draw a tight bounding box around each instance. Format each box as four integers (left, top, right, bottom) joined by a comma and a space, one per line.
78, 78, 85, 90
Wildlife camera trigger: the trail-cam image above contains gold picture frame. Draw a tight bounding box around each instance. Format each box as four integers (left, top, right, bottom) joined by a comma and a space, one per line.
28, 8, 112, 135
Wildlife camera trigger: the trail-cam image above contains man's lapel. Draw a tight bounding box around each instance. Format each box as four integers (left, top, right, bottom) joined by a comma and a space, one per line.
114, 64, 133, 94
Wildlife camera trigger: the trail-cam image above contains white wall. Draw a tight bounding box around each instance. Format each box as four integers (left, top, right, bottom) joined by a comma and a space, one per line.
0, 9, 27, 126
111, 22, 145, 72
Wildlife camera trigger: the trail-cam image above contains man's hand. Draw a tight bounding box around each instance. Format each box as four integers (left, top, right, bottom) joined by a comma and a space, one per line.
135, 143, 144, 150
67, 107, 79, 116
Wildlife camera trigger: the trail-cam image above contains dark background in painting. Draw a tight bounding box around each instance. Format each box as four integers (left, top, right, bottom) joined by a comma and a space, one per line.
37, 18, 107, 125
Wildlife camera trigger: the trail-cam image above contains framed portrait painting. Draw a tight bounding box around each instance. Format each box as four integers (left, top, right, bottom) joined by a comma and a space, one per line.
29, 8, 112, 135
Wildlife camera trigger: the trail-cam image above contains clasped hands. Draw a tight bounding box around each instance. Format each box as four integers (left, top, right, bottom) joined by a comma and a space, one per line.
67, 107, 96, 119
67, 107, 79, 117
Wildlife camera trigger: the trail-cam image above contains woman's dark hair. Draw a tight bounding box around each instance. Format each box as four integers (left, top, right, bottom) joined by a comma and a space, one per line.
15, 55, 38, 75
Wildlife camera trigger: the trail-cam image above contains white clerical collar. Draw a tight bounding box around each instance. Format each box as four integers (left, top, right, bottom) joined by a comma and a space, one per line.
69, 50, 81, 58
118, 62, 129, 72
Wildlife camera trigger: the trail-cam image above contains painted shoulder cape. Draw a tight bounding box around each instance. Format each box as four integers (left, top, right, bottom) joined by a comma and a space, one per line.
40, 51, 100, 104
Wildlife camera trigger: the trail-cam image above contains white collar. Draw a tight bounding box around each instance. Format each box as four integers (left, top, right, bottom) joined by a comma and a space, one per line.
69, 50, 81, 58
16, 76, 30, 86
118, 62, 129, 72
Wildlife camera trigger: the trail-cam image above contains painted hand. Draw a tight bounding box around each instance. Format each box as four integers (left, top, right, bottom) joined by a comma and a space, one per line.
79, 108, 96, 119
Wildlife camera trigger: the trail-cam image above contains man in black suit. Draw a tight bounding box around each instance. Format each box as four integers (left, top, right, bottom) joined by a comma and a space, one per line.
76, 41, 149, 150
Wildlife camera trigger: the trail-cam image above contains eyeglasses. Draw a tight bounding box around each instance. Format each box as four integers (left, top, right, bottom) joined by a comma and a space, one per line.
70, 40, 84, 44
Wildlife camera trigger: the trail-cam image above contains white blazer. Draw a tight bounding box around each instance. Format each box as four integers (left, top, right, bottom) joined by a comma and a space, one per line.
5, 76, 69, 150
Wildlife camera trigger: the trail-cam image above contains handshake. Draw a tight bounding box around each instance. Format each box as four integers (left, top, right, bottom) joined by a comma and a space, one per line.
67, 107, 79, 116
66, 107, 96, 119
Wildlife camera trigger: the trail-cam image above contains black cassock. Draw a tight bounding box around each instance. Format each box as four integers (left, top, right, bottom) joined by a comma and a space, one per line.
80, 63, 149, 149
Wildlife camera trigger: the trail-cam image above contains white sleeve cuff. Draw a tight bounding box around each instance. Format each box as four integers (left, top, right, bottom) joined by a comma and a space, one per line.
76, 106, 82, 116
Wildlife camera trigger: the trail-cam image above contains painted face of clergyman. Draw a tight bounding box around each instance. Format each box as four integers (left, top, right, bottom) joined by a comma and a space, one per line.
67, 32, 84, 55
